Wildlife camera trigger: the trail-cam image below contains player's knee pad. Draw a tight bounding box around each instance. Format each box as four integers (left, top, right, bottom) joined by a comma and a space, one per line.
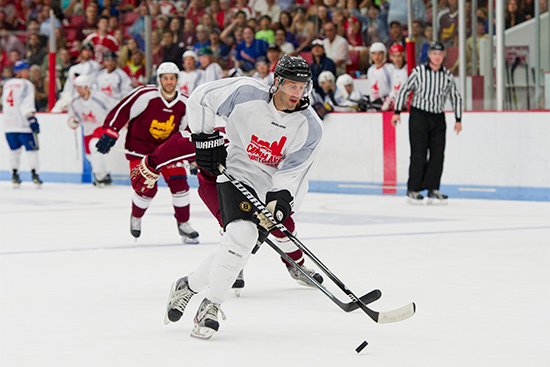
221, 220, 258, 258
272, 230, 299, 253
171, 190, 190, 207
132, 191, 155, 208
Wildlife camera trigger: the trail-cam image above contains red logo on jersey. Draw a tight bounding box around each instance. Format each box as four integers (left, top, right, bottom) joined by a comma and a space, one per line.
246, 135, 287, 167
82, 111, 96, 123
394, 82, 401, 91
101, 84, 113, 96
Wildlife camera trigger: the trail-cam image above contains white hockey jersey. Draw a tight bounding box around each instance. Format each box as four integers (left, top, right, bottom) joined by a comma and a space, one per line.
187, 77, 324, 210
202, 63, 224, 84
1, 77, 36, 133
250, 71, 274, 86
52, 60, 102, 112
389, 64, 408, 101
366, 62, 395, 101
68, 90, 116, 136
178, 69, 204, 96
93, 67, 133, 103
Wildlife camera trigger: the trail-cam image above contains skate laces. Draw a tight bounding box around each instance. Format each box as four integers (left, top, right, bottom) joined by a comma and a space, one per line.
198, 299, 226, 323
171, 281, 196, 313
178, 222, 196, 235
131, 216, 141, 230
289, 265, 316, 281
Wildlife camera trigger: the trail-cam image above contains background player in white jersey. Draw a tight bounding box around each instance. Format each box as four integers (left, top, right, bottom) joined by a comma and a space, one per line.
382, 43, 408, 111
335, 73, 363, 110
366, 42, 394, 110
178, 50, 203, 96
93, 50, 133, 104
131, 55, 324, 339
1, 61, 42, 188
250, 56, 274, 86
197, 47, 224, 83
68, 74, 116, 187
51, 42, 101, 112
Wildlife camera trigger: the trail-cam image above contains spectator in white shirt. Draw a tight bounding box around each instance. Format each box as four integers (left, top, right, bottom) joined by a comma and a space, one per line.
322, 22, 350, 76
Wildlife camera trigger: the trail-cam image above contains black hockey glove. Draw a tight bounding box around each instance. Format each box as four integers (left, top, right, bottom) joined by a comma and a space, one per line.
266, 190, 293, 224
191, 131, 227, 176
28, 116, 40, 133
96, 128, 119, 154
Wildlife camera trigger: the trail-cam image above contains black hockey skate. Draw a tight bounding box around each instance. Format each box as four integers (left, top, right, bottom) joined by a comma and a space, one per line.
287, 264, 324, 287
164, 276, 196, 325
231, 269, 245, 297
93, 174, 113, 188
12, 169, 21, 189
407, 190, 424, 205
427, 189, 448, 205
130, 215, 141, 239
177, 220, 199, 244
191, 297, 226, 340
31, 169, 42, 187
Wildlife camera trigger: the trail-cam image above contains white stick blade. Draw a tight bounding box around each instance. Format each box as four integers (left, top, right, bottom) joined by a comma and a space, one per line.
377, 302, 416, 324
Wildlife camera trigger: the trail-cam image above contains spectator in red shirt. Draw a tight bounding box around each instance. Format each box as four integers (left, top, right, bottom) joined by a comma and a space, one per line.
84, 16, 119, 65
179, 18, 198, 51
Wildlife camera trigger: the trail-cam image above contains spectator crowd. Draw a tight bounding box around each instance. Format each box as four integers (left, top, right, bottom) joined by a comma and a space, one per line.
1, 0, 547, 113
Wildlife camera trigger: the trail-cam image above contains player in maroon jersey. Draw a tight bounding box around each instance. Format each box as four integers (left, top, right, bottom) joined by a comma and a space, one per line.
95, 62, 199, 244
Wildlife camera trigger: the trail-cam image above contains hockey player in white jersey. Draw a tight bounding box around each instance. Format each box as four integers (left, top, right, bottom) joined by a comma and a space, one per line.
366, 42, 394, 110
130, 55, 324, 339
382, 43, 408, 111
93, 50, 133, 104
51, 42, 101, 112
1, 60, 43, 188
178, 50, 203, 96
68, 74, 116, 186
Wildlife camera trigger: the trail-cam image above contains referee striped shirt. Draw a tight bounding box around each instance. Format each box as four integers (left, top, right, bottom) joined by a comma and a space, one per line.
394, 63, 463, 121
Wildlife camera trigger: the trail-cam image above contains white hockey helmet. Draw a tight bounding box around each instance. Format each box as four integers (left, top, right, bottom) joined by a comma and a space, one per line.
73, 74, 93, 88
318, 70, 335, 83
370, 42, 387, 55
156, 61, 179, 84
182, 50, 198, 62
336, 74, 354, 99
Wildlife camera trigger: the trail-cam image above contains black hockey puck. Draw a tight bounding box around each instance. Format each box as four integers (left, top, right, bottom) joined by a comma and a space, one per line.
355, 340, 368, 353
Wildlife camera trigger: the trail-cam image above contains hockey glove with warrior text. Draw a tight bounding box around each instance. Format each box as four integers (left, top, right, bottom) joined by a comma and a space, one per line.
191, 131, 227, 176
130, 156, 161, 193
96, 128, 119, 154
28, 117, 40, 133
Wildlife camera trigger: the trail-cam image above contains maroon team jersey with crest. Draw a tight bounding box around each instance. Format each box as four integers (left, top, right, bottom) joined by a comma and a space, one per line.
103, 85, 188, 160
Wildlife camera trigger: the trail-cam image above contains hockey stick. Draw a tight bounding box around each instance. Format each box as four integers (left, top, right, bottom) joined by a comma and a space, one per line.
220, 165, 416, 324
505, 61, 512, 109
264, 237, 382, 312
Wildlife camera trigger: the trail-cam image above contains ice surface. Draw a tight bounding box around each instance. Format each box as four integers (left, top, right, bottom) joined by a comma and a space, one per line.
1, 182, 549, 366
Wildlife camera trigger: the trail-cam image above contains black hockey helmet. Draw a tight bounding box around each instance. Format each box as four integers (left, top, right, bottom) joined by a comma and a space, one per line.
274, 54, 312, 83
428, 41, 445, 52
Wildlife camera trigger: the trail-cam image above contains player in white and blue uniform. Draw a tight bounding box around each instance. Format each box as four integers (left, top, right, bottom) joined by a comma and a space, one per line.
1, 61, 42, 188
68, 74, 117, 186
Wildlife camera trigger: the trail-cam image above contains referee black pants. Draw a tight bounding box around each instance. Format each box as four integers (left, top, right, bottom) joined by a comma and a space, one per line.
407, 107, 446, 192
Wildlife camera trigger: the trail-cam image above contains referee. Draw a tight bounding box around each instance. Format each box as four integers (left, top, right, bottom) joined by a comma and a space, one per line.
391, 41, 463, 205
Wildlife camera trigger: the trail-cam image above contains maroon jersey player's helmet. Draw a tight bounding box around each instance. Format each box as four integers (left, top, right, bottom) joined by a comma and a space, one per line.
156, 62, 180, 85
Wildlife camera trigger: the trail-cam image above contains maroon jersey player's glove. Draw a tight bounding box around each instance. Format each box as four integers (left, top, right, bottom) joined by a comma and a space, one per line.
130, 156, 161, 193
96, 128, 119, 154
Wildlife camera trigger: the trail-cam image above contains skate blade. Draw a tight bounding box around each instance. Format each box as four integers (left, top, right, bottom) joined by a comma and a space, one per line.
427, 198, 448, 206
13, 183, 21, 189
234, 289, 241, 297
183, 237, 200, 245
407, 198, 424, 205
190, 325, 216, 340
